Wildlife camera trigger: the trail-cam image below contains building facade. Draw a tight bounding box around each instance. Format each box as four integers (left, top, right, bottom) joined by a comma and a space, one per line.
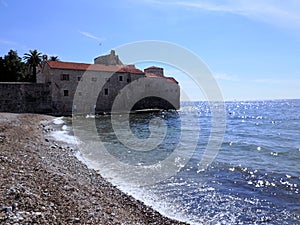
0, 50, 180, 115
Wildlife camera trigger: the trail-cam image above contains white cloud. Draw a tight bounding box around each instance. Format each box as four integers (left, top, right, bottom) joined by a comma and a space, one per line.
0, 39, 17, 45
78, 30, 105, 42
145, 0, 300, 29
213, 72, 239, 81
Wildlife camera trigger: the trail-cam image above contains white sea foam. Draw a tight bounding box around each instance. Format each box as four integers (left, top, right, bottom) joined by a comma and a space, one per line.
73, 145, 196, 224
115, 184, 195, 224
52, 117, 65, 125
50, 117, 78, 145
50, 130, 78, 145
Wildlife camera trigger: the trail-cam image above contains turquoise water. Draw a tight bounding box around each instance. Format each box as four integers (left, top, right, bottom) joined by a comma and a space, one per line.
58, 99, 300, 224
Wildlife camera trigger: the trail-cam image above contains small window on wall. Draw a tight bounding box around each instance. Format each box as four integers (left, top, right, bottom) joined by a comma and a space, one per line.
64, 90, 69, 96
91, 77, 97, 82
104, 88, 108, 95
61, 74, 69, 81
77, 77, 81, 81
119, 75, 123, 81
127, 78, 130, 83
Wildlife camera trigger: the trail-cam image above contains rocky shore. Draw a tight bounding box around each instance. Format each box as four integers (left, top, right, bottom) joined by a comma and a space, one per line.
0, 113, 187, 224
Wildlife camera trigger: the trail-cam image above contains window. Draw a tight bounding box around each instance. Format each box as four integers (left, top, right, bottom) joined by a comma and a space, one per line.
91, 77, 97, 82
119, 75, 123, 81
127, 78, 130, 83
61, 74, 69, 81
77, 77, 81, 81
104, 88, 108, 95
63, 90, 69, 96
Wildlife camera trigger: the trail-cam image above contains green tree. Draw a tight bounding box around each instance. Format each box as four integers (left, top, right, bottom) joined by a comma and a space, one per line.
23, 49, 42, 82
0, 56, 6, 81
49, 56, 59, 61
0, 50, 26, 82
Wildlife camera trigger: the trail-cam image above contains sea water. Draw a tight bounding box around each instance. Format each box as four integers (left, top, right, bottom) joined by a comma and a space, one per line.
56, 99, 300, 224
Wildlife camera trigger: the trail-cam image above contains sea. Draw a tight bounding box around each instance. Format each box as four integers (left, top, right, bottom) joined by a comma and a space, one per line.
51, 99, 300, 224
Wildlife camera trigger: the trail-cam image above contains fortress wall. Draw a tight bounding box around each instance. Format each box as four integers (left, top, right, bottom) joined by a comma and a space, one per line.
111, 77, 180, 112
132, 78, 180, 110
0, 76, 180, 115
0, 83, 52, 114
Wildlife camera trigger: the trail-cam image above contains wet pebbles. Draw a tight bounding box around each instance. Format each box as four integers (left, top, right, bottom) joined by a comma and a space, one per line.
0, 113, 187, 225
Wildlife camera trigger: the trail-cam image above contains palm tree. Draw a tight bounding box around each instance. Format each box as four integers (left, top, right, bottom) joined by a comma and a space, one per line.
23, 49, 42, 82
49, 56, 59, 61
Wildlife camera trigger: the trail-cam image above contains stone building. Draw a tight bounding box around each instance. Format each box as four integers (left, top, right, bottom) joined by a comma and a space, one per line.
0, 50, 180, 115
94, 50, 123, 66
37, 50, 180, 115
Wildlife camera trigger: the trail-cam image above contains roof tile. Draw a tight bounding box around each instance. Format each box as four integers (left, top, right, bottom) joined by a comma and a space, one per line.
46, 61, 144, 74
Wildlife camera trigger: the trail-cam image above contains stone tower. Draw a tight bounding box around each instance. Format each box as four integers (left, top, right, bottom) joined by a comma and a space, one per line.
94, 50, 123, 66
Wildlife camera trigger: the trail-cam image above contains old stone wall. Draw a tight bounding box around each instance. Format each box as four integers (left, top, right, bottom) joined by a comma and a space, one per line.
0, 70, 180, 115
0, 83, 52, 114
109, 77, 180, 113
44, 66, 147, 114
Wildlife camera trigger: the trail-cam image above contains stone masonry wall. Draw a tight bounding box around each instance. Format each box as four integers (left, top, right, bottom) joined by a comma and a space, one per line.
0, 83, 52, 114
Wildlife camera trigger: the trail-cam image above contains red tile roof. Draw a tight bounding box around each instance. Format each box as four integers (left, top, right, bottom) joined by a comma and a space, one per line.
119, 66, 144, 74
165, 77, 179, 84
145, 73, 178, 84
45, 61, 178, 83
144, 66, 163, 70
46, 61, 144, 74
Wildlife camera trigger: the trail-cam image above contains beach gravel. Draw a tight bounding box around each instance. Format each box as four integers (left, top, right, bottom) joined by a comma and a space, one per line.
0, 113, 187, 225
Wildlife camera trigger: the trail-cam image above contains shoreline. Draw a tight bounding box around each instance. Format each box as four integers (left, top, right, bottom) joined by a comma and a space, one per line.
0, 113, 188, 224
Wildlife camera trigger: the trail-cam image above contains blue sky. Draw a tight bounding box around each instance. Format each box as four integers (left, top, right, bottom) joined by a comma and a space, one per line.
1, 0, 300, 101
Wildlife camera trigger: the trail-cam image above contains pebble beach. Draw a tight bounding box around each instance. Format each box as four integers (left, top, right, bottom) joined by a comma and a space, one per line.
0, 113, 187, 224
